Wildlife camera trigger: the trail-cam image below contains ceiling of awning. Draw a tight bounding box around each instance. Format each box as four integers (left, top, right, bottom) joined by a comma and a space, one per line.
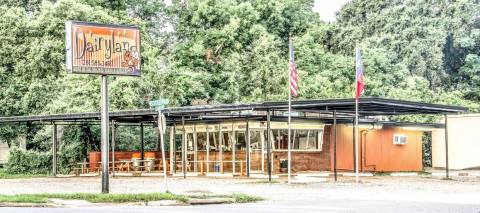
0, 97, 468, 124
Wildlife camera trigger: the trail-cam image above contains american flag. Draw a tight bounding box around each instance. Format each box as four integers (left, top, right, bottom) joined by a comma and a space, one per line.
289, 38, 298, 97
355, 48, 364, 99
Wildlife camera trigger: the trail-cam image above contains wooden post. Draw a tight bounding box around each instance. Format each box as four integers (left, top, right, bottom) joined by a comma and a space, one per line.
266, 110, 272, 181
206, 124, 210, 174
333, 111, 337, 181
52, 123, 57, 177
240, 160, 243, 176
445, 114, 449, 179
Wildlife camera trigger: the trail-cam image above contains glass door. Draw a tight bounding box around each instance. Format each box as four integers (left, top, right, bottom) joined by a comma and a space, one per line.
249, 130, 264, 174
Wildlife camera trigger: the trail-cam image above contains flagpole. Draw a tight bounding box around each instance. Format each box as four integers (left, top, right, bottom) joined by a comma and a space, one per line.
355, 96, 359, 183
287, 37, 292, 184
354, 47, 359, 184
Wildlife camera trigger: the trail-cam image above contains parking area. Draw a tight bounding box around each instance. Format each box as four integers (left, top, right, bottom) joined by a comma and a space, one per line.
1, 175, 479, 203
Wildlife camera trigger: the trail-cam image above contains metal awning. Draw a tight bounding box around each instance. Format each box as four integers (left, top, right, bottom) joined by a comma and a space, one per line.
0, 97, 468, 124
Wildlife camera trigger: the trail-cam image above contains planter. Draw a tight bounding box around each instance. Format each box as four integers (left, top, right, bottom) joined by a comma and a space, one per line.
145, 152, 156, 159
131, 153, 141, 159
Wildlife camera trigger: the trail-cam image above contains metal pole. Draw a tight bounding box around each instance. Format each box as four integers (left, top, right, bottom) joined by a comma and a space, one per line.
206, 124, 210, 174
232, 122, 236, 175
52, 123, 57, 177
352, 118, 356, 173
169, 126, 174, 175
111, 120, 116, 178
246, 118, 250, 177
193, 124, 198, 173
333, 111, 337, 181
173, 122, 177, 173
355, 99, 359, 183
101, 75, 109, 193
140, 123, 144, 161
445, 114, 449, 179
219, 124, 223, 173
287, 81, 292, 184
182, 116, 186, 179
158, 112, 168, 191
267, 110, 272, 182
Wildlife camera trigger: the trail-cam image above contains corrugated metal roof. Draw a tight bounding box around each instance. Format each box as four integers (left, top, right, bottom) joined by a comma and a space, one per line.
0, 97, 468, 124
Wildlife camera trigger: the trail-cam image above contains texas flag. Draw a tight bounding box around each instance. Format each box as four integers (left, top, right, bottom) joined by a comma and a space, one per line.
355, 48, 364, 100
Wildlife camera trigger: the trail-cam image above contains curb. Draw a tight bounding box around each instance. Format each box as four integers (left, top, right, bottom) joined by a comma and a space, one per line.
187, 198, 234, 205
0, 202, 58, 208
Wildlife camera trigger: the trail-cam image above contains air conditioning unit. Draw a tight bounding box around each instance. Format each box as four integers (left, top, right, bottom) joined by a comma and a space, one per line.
393, 134, 407, 145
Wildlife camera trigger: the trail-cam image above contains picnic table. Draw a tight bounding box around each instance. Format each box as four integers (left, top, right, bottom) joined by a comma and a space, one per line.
73, 161, 90, 175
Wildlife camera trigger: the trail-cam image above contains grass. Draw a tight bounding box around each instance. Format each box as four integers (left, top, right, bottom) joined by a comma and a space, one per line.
231, 193, 264, 203
0, 192, 263, 204
0, 169, 48, 179
0, 193, 187, 204
236, 180, 280, 184
187, 193, 264, 203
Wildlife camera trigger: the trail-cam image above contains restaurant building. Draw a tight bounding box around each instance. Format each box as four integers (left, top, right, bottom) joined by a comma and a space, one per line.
0, 98, 467, 177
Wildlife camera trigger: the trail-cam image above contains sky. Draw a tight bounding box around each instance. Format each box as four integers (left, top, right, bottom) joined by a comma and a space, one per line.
313, 0, 351, 22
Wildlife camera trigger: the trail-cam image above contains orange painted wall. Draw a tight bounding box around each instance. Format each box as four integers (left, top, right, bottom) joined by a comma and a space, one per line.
330, 125, 423, 172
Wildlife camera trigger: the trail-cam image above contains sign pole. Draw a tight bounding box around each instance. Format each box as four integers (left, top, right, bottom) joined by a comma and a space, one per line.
101, 75, 110, 193
158, 111, 168, 192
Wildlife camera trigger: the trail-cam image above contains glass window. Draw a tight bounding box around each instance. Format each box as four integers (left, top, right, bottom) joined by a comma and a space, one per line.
273, 129, 288, 150
186, 133, 194, 151
235, 131, 247, 151
208, 132, 218, 151
273, 129, 323, 151
197, 132, 207, 151
249, 130, 263, 150
222, 132, 232, 151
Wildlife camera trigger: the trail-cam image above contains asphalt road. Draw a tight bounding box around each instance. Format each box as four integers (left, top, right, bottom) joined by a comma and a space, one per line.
2, 199, 479, 213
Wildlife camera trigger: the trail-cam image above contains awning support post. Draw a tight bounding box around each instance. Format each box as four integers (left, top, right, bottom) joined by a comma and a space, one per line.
333, 111, 337, 181
52, 123, 57, 177
140, 123, 144, 161
206, 124, 210, 174
246, 118, 250, 177
219, 123, 223, 173
182, 116, 186, 179
111, 120, 116, 178
266, 110, 272, 182
169, 125, 175, 174
193, 124, 198, 173
232, 122, 236, 175
444, 114, 449, 179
